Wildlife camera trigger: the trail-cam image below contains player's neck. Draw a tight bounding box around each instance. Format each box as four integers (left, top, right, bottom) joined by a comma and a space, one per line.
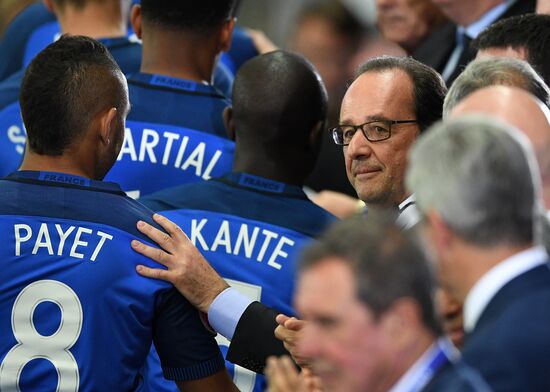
140, 31, 218, 84
20, 152, 95, 180
57, 5, 127, 39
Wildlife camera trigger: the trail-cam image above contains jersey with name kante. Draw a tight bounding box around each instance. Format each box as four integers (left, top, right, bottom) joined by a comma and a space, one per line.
141, 172, 337, 392
0, 170, 224, 391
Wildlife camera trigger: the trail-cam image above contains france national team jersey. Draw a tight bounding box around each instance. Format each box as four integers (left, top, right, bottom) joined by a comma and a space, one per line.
221, 27, 259, 76
104, 73, 235, 198
141, 172, 337, 392
0, 171, 225, 391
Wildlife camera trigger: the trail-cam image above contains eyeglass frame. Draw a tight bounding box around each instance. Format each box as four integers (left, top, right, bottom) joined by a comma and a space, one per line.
331, 119, 418, 146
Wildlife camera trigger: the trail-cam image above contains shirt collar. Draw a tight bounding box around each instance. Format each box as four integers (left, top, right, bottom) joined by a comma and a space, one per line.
219, 172, 309, 199
397, 194, 420, 229
128, 72, 223, 96
462, 0, 516, 39
463, 245, 548, 332
389, 338, 458, 392
6, 170, 125, 194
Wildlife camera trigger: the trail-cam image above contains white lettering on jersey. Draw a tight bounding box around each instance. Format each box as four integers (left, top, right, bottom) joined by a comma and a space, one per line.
7, 125, 26, 155
118, 126, 224, 180
14, 223, 113, 262
190, 219, 295, 270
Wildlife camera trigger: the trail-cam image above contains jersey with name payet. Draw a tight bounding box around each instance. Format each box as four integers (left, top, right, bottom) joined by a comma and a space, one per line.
0, 171, 224, 391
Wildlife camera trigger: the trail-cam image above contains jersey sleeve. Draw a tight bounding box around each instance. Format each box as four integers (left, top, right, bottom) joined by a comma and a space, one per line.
153, 288, 225, 381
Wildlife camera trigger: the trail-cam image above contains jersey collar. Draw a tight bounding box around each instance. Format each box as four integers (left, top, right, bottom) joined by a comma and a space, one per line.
218, 172, 309, 200
5, 171, 126, 195
128, 72, 224, 97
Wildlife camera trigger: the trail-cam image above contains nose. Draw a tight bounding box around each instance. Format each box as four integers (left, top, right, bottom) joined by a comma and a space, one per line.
345, 129, 374, 161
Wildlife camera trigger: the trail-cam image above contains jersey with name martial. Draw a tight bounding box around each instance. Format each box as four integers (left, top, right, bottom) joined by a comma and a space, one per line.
0, 37, 142, 179
141, 172, 337, 392
104, 73, 235, 198
0, 171, 225, 391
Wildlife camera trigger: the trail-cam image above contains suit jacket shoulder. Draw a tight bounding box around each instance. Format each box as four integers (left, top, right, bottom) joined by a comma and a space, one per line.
226, 301, 289, 374
412, 0, 536, 76
463, 263, 550, 392
412, 22, 457, 73
423, 360, 491, 392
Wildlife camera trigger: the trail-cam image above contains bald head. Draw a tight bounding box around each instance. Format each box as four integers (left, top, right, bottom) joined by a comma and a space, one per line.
232, 50, 327, 151
450, 86, 550, 207
230, 50, 328, 183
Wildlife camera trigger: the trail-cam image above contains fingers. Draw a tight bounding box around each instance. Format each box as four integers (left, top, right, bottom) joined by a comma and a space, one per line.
266, 356, 299, 392
131, 239, 171, 267
284, 317, 305, 331
136, 220, 175, 253
274, 325, 287, 342
276, 313, 290, 326
153, 214, 189, 242
135, 264, 172, 282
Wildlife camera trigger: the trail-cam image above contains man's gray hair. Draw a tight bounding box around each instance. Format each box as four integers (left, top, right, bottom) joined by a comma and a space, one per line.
443, 58, 550, 118
406, 115, 542, 247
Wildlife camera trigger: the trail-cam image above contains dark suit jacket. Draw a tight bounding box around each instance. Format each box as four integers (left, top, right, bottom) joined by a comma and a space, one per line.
413, 0, 536, 85
462, 263, 550, 391
226, 301, 289, 374
423, 360, 491, 392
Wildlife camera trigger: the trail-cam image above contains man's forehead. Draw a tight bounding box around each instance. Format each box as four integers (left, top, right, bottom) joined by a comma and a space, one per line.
340, 69, 414, 122
295, 258, 356, 312
476, 46, 528, 61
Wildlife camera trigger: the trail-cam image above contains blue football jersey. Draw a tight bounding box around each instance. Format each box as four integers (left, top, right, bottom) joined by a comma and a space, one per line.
141, 172, 337, 392
221, 27, 259, 76
104, 73, 235, 198
0, 171, 225, 391
0, 3, 55, 82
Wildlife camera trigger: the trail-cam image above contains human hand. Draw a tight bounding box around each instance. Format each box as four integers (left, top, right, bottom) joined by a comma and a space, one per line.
310, 190, 364, 219
245, 28, 278, 54
274, 314, 311, 368
266, 356, 323, 392
132, 214, 229, 313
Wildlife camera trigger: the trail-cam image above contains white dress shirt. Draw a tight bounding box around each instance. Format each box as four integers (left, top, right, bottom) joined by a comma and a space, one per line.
463, 245, 548, 332
397, 194, 420, 229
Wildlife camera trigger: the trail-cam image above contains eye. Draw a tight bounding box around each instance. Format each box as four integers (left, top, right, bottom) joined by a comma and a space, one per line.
371, 123, 389, 134
342, 127, 356, 139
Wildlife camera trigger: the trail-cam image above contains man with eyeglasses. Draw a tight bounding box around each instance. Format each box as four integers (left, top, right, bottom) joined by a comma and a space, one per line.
332, 56, 447, 228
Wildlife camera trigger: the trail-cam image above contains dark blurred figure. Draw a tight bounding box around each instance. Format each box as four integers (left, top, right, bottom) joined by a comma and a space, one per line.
414, 0, 536, 85
473, 13, 550, 86
290, 0, 366, 196
0, 0, 36, 38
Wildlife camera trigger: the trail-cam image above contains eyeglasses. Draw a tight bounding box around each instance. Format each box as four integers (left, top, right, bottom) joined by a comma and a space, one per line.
331, 119, 417, 146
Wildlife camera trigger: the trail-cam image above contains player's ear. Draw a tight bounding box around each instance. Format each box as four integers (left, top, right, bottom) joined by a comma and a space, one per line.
43, 0, 54, 12
130, 4, 143, 40
99, 107, 119, 147
219, 17, 236, 53
223, 106, 236, 141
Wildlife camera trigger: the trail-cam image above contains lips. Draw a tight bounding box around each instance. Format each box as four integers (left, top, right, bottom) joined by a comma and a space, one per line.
353, 167, 382, 177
